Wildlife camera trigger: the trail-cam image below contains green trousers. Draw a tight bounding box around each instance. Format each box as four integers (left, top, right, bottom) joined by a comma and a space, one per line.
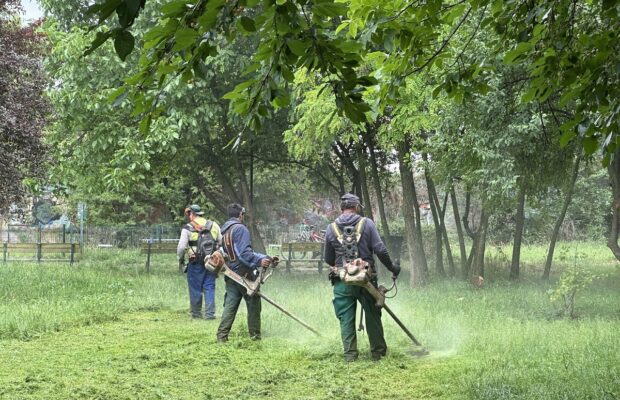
332, 280, 387, 361
216, 277, 262, 341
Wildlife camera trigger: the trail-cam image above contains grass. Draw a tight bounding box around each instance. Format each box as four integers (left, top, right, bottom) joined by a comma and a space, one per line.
0, 244, 618, 399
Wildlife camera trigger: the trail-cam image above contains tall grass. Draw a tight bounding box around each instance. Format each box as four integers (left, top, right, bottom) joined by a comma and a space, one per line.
0, 243, 618, 399
0, 248, 187, 340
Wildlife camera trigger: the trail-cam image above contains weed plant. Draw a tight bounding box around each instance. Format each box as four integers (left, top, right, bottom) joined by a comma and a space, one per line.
0, 244, 618, 399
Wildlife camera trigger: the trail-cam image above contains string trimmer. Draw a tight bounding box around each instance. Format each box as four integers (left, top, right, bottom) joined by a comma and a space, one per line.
204, 250, 321, 336
338, 259, 428, 355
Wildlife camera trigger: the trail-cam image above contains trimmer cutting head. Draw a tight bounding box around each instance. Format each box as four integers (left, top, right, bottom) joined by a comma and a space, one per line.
409, 347, 430, 357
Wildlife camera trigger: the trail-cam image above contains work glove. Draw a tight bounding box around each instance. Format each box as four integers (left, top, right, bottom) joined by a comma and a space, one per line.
391, 260, 401, 279
328, 266, 338, 281
179, 258, 187, 274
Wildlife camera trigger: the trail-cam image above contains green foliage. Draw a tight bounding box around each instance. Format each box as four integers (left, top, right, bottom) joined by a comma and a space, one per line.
67, 0, 619, 164
42, 9, 311, 226
0, 2, 49, 215
491, 0, 620, 160
548, 263, 600, 319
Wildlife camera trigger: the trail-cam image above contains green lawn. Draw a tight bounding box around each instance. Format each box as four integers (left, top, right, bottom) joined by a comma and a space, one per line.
0, 245, 618, 399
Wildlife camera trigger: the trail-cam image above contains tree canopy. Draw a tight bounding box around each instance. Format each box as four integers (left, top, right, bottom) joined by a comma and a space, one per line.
0, 0, 49, 216
73, 0, 619, 161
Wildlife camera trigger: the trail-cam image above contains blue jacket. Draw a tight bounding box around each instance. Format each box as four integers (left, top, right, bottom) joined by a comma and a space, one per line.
324, 212, 395, 273
220, 218, 268, 274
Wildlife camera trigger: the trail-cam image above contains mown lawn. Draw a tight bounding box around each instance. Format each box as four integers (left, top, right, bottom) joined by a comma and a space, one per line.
0, 244, 618, 399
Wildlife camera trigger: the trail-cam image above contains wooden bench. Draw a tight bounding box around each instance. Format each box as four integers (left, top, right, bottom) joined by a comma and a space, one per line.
140, 239, 179, 272
279, 242, 325, 273
2, 242, 81, 265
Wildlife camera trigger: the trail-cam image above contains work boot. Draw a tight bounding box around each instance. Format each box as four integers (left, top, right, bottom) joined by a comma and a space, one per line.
371, 353, 384, 361
190, 303, 202, 319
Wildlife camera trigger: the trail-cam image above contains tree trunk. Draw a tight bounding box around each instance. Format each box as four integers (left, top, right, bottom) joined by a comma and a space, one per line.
450, 185, 468, 279
510, 185, 526, 280
470, 208, 489, 279
397, 139, 426, 286
333, 141, 361, 197
608, 147, 620, 261
438, 190, 456, 277
424, 165, 446, 277
236, 156, 266, 254
408, 161, 429, 279
462, 191, 474, 278
543, 156, 581, 279
366, 131, 392, 253
358, 145, 374, 221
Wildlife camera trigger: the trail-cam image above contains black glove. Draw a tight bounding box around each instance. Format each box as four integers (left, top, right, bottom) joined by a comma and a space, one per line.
390, 260, 401, 279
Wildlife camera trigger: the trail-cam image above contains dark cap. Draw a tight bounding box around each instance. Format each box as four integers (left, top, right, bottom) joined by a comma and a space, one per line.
188, 204, 204, 215
340, 193, 364, 209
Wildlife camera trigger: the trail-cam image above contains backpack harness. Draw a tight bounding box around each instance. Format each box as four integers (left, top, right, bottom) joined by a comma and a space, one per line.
221, 223, 258, 281
187, 219, 216, 261
330, 217, 366, 264
222, 223, 240, 263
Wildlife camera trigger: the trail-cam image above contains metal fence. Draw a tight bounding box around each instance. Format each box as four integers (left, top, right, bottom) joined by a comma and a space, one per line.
0, 223, 303, 248
0, 224, 180, 248
1, 222, 403, 253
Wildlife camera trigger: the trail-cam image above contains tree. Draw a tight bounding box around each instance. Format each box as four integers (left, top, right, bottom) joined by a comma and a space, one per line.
43, 13, 305, 240
0, 0, 49, 216
542, 154, 581, 280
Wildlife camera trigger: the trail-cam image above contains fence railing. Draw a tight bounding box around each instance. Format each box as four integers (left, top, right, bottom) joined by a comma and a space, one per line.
0, 224, 180, 248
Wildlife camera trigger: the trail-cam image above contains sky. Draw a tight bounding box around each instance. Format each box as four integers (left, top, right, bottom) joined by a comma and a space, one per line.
21, 0, 44, 22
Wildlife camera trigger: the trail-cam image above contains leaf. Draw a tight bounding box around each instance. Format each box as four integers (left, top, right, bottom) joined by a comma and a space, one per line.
273, 93, 291, 108
558, 87, 581, 107
116, 0, 143, 28
84, 30, 113, 56
287, 39, 308, 57
114, 30, 135, 61
521, 86, 538, 103
582, 136, 598, 155
559, 129, 575, 147
198, 0, 226, 30
281, 66, 295, 82
335, 21, 349, 35
443, 3, 467, 24
172, 28, 199, 51
108, 87, 128, 106
504, 42, 533, 64
222, 90, 244, 100
313, 2, 348, 18
139, 115, 152, 134
239, 16, 256, 32
160, 0, 190, 17
87, 0, 123, 22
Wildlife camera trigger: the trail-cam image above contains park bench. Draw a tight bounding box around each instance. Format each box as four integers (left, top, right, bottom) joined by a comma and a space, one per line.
2, 242, 81, 265
140, 239, 179, 272
279, 242, 325, 273
140, 239, 325, 273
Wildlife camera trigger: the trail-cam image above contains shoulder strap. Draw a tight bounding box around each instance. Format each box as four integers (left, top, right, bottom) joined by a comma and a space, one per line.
331, 222, 343, 243
354, 217, 366, 241
188, 220, 201, 231
189, 219, 213, 232
332, 218, 365, 244
223, 223, 240, 262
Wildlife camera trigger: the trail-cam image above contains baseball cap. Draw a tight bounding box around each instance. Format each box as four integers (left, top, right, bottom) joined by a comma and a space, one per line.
188, 204, 204, 215
340, 193, 364, 209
